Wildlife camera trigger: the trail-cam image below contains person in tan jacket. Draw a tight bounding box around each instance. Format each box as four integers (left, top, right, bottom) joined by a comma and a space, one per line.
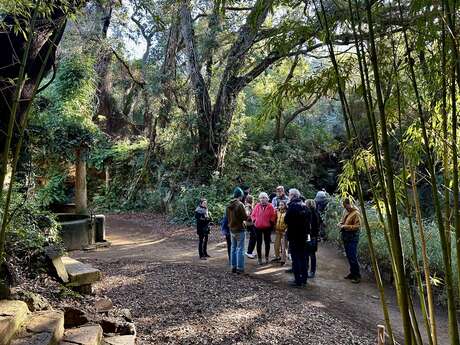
338, 198, 361, 283
272, 200, 288, 264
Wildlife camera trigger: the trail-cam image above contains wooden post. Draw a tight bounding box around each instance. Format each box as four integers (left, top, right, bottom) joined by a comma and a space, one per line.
377, 325, 385, 345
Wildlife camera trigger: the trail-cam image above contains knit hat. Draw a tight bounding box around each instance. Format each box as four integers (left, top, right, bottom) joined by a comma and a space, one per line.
233, 187, 244, 199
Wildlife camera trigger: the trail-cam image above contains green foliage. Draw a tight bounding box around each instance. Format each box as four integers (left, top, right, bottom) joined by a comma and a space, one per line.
35, 172, 68, 207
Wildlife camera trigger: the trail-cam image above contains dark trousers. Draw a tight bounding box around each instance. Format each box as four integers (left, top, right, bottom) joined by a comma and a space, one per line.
247, 225, 256, 254
306, 239, 318, 273
342, 231, 360, 278
198, 233, 209, 258
291, 243, 308, 285
225, 234, 231, 262
256, 227, 271, 259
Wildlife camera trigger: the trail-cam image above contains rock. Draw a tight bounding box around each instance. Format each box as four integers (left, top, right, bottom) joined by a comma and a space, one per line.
0, 300, 30, 345
95, 298, 113, 313
62, 325, 103, 345
45, 247, 69, 283
11, 291, 50, 312
64, 306, 89, 328
62, 257, 101, 286
103, 335, 136, 345
99, 318, 135, 335
0, 280, 11, 299
10, 332, 55, 345
11, 310, 64, 345
118, 309, 132, 322
74, 284, 94, 295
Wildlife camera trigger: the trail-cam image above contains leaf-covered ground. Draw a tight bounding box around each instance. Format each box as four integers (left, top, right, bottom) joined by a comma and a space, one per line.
71, 213, 450, 345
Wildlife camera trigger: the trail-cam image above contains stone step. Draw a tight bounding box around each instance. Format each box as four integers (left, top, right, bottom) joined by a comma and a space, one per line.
0, 300, 30, 345
60, 325, 103, 345
102, 335, 135, 345
10, 310, 64, 345
61, 257, 101, 287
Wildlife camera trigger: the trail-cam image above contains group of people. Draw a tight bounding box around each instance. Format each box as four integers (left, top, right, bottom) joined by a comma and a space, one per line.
194, 185, 362, 288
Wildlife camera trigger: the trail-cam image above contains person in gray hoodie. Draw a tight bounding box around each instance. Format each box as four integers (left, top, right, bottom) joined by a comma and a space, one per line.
226, 187, 247, 273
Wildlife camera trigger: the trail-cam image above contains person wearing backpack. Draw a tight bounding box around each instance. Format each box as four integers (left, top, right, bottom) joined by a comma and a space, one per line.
226, 187, 248, 274
195, 198, 211, 260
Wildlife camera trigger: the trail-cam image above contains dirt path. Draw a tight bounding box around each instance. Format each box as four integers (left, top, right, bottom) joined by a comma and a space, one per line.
73, 214, 450, 345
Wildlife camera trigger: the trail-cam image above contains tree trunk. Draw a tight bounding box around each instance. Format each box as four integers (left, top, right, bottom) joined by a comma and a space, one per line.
75, 148, 88, 215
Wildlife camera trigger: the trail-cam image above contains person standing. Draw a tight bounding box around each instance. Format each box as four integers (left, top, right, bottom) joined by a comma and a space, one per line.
273, 200, 288, 265
195, 199, 211, 260
338, 198, 361, 283
285, 189, 310, 287
272, 186, 289, 209
305, 199, 320, 278
252, 192, 276, 265
244, 195, 257, 259
220, 212, 231, 262
227, 188, 248, 274
314, 188, 329, 213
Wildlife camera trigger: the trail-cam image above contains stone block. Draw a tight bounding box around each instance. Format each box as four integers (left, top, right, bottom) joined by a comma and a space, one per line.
10, 332, 55, 345
102, 335, 136, 345
62, 325, 103, 345
62, 257, 101, 286
0, 300, 30, 345
95, 298, 113, 313
64, 306, 89, 328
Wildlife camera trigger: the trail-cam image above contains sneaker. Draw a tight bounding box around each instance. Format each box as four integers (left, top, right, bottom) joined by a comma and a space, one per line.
200, 257, 207, 260
308, 272, 315, 278
344, 273, 354, 280
232, 267, 237, 274
351, 277, 361, 284
271, 257, 281, 262
258, 259, 263, 265
245, 252, 256, 259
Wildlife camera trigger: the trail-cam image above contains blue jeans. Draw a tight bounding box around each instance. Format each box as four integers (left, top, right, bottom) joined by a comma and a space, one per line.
290, 243, 308, 285
342, 231, 360, 278
231, 231, 246, 271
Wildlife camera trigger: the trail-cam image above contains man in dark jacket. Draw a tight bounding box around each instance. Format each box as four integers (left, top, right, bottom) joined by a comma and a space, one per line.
285, 188, 310, 287
226, 187, 247, 274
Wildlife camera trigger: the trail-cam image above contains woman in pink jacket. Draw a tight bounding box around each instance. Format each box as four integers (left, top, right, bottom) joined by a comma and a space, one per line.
252, 192, 276, 265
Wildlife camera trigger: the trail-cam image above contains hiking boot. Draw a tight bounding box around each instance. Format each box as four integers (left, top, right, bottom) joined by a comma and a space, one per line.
344, 273, 354, 280
231, 267, 237, 274
271, 257, 281, 262
288, 281, 302, 288
351, 277, 361, 284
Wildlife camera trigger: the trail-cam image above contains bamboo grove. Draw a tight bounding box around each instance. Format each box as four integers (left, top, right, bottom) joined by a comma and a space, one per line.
317, 0, 460, 344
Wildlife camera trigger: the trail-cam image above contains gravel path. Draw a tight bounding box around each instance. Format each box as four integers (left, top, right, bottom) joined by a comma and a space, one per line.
71, 213, 450, 345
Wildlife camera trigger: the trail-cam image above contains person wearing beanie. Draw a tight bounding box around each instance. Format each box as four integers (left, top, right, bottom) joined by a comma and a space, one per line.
226, 187, 247, 273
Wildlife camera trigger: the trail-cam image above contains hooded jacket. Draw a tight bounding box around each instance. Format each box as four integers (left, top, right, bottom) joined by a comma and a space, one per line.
195, 206, 210, 235
226, 199, 247, 232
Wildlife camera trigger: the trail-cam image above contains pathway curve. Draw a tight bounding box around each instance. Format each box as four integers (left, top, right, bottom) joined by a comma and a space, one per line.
73, 213, 450, 345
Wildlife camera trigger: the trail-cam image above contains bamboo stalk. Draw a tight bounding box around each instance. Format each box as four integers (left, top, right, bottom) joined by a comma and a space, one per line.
397, 0, 460, 342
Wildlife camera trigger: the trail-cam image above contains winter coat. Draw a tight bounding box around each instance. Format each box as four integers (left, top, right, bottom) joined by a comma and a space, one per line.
251, 203, 276, 229
275, 209, 288, 234
308, 207, 321, 238
195, 206, 210, 235
227, 199, 247, 232
340, 207, 361, 232
285, 198, 311, 245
